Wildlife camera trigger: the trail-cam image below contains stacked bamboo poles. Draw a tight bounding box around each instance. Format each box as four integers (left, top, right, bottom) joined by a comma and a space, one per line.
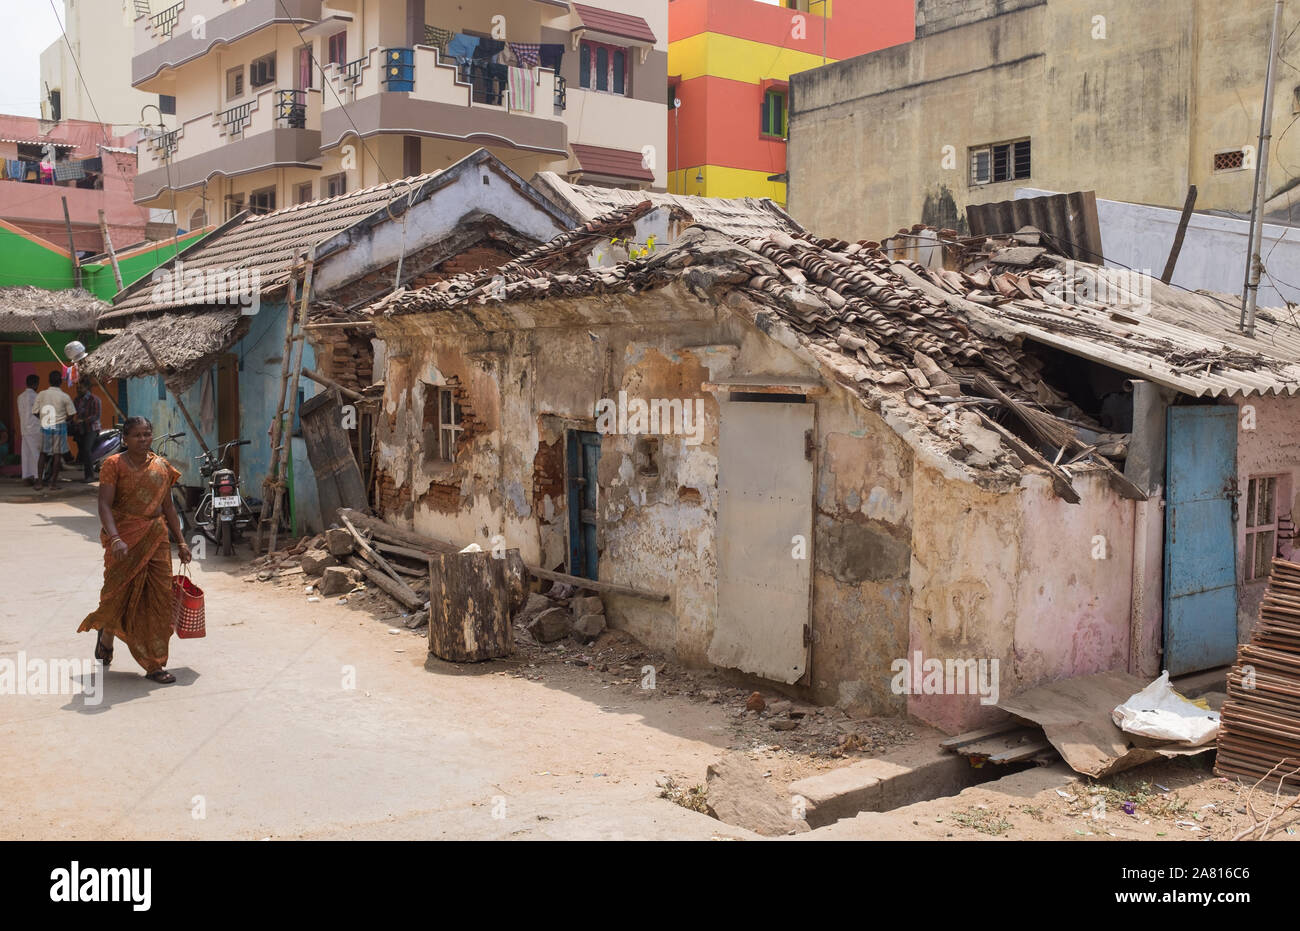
1216, 557, 1300, 788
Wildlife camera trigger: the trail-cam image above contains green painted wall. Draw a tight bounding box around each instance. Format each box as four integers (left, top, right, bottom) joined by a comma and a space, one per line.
0, 225, 209, 300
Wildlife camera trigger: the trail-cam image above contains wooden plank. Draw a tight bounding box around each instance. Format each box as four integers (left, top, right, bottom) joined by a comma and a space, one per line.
973, 410, 1081, 503
345, 556, 423, 609
527, 565, 670, 603
939, 721, 1024, 750
301, 391, 368, 525
989, 740, 1055, 764
428, 551, 513, 662
1161, 185, 1198, 284
339, 512, 419, 600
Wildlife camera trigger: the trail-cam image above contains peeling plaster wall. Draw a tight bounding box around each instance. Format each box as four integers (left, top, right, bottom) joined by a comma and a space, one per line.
909, 466, 1135, 733
372, 286, 923, 704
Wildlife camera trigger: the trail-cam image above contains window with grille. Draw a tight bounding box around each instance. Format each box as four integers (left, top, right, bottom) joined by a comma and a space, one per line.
225, 193, 245, 221
1214, 149, 1246, 172
323, 172, 347, 198
579, 40, 628, 95
248, 187, 276, 215
761, 89, 787, 138
296, 181, 313, 204
423, 386, 463, 463
251, 53, 277, 89
970, 138, 1031, 185
227, 67, 244, 100
1244, 475, 1283, 581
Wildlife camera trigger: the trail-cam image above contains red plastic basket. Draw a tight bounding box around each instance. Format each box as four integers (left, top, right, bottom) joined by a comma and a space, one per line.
172, 569, 206, 639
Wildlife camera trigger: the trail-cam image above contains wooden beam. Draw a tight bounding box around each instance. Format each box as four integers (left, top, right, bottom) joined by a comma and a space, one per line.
526, 565, 670, 603
974, 409, 1081, 504
302, 367, 364, 402
339, 512, 419, 600
1161, 185, 1198, 284
345, 556, 423, 609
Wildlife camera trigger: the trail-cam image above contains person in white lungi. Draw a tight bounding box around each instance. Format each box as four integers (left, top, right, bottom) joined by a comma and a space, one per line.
17, 374, 40, 482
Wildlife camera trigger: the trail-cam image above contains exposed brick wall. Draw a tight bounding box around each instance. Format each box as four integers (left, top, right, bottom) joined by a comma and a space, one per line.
532, 435, 565, 516
412, 244, 518, 286
375, 467, 410, 518
419, 481, 461, 513
311, 327, 374, 394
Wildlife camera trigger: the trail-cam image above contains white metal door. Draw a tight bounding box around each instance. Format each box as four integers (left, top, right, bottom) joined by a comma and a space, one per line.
709, 400, 814, 683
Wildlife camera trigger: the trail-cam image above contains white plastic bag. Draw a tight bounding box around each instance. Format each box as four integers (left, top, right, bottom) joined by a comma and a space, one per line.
1111, 671, 1220, 747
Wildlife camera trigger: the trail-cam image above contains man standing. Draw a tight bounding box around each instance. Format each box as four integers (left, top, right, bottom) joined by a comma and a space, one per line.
74, 381, 102, 483
34, 371, 76, 491
16, 374, 40, 484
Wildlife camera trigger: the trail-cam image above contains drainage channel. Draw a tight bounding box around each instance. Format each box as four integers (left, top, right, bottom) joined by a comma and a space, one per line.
789, 743, 1038, 828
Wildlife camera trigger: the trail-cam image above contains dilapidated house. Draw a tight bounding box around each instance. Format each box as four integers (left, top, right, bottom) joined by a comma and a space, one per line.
364, 212, 1300, 733
82, 149, 577, 532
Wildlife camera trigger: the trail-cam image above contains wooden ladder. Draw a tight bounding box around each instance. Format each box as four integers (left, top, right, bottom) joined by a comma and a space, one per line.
254, 249, 315, 554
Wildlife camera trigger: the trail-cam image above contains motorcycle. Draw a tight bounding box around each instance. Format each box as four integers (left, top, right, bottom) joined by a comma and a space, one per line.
188, 439, 254, 556
85, 426, 186, 477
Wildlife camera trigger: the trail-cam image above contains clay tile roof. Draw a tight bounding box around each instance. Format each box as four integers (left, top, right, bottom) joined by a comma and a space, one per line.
104, 169, 446, 319
570, 143, 656, 183
571, 3, 657, 43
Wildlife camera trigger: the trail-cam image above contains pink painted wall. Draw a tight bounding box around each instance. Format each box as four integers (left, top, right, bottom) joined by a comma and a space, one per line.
0, 115, 148, 253
908, 467, 1135, 734
1232, 394, 1300, 640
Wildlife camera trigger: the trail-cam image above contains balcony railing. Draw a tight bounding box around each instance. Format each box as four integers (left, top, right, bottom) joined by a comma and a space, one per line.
456, 59, 506, 106
342, 56, 367, 85
154, 128, 180, 157
276, 89, 307, 129
150, 1, 183, 37
217, 101, 254, 136
554, 75, 567, 111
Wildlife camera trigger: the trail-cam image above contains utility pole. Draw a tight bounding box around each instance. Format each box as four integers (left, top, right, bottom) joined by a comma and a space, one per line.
1243, 0, 1285, 338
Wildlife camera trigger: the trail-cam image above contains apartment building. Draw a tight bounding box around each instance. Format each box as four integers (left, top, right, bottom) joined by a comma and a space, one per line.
40, 0, 175, 128
789, 0, 1300, 240
129, 0, 668, 226
666, 0, 912, 204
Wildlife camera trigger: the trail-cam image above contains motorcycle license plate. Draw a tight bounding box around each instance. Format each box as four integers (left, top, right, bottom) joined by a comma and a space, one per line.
214, 495, 241, 508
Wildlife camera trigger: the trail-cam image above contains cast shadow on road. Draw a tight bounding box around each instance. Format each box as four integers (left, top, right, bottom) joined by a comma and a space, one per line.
63, 667, 200, 715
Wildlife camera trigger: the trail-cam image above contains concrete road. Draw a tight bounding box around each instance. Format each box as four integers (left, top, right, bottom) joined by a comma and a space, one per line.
0, 480, 753, 840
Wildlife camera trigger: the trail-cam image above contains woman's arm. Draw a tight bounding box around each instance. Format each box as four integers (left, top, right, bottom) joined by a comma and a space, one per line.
162, 489, 192, 564
99, 481, 128, 561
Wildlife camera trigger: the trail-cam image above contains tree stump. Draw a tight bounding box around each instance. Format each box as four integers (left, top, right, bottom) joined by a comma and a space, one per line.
427, 549, 515, 662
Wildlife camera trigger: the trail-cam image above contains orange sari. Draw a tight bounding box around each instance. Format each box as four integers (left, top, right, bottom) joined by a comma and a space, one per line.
77, 452, 182, 671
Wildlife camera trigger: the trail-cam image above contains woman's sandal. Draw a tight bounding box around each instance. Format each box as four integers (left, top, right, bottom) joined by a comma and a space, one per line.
144, 669, 176, 684
94, 630, 113, 665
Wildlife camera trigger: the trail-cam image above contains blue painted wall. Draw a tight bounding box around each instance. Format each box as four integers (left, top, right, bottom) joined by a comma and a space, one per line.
120, 300, 324, 533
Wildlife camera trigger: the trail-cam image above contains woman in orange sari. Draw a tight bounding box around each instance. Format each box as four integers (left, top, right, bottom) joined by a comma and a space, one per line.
78, 417, 192, 683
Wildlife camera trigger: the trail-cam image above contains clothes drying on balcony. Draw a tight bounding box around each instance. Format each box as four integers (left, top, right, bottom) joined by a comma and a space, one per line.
509, 43, 541, 67
54, 160, 86, 182
424, 25, 453, 56
508, 66, 535, 113
446, 33, 481, 61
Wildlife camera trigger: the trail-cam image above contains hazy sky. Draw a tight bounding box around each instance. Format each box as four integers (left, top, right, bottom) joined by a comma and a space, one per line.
0, 1, 65, 118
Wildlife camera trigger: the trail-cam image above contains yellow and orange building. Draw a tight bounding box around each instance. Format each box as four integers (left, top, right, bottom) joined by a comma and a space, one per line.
667, 0, 913, 204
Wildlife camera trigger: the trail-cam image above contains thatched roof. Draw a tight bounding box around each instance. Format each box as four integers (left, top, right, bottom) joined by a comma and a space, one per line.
82, 310, 249, 391
0, 287, 108, 334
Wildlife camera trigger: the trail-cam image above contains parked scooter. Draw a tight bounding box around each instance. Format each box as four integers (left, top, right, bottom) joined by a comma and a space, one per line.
189, 439, 254, 556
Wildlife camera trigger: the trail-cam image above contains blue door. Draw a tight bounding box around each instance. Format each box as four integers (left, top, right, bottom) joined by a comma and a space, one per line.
1164, 406, 1239, 675
566, 431, 601, 580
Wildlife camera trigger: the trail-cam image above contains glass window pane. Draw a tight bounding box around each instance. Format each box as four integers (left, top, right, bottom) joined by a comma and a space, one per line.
580, 44, 591, 88
597, 47, 609, 91
614, 51, 625, 94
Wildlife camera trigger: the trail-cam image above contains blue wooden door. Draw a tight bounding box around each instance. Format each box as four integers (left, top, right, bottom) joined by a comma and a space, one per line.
566, 430, 601, 580
1164, 406, 1239, 675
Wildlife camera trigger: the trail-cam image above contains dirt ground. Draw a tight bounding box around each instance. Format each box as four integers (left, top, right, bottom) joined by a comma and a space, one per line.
8, 477, 1296, 840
